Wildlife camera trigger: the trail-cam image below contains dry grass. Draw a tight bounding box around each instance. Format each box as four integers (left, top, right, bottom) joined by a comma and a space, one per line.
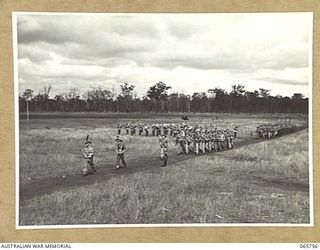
19, 114, 310, 225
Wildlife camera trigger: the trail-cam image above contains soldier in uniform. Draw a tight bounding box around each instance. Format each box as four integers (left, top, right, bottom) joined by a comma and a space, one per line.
151, 125, 156, 136
192, 132, 198, 155
163, 124, 168, 136
155, 125, 160, 136
138, 123, 143, 136
159, 135, 168, 167
233, 126, 238, 139
126, 123, 130, 135
200, 133, 206, 154
130, 124, 135, 136
82, 140, 96, 176
117, 124, 121, 135
115, 138, 127, 170
145, 124, 149, 136
205, 133, 211, 152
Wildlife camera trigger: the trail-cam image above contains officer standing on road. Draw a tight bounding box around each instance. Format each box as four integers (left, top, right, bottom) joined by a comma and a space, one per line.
82, 140, 96, 176
115, 137, 127, 170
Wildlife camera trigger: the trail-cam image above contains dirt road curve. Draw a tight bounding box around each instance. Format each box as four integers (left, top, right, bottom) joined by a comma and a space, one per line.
20, 126, 308, 201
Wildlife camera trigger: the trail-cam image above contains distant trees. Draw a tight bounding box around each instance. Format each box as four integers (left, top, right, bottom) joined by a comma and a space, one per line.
84, 86, 113, 112
118, 83, 135, 112
229, 84, 246, 113
146, 81, 171, 112
21, 88, 34, 121
19, 83, 308, 114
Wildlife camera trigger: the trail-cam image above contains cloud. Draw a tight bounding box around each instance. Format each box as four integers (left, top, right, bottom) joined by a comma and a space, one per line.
254, 77, 307, 86
16, 13, 312, 98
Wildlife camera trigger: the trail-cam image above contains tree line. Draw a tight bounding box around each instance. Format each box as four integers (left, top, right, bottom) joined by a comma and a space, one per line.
19, 82, 308, 114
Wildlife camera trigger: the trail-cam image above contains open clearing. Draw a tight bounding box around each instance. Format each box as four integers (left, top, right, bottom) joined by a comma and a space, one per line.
18, 113, 310, 225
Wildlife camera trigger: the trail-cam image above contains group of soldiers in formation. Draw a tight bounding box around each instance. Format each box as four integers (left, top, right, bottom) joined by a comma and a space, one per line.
82, 120, 296, 176
82, 122, 238, 175
256, 121, 296, 139
117, 122, 238, 167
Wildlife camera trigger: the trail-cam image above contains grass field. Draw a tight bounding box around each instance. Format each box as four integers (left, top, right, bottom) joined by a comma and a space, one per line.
18, 113, 310, 225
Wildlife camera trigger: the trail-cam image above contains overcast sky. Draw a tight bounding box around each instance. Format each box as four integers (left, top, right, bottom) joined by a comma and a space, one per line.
16, 13, 312, 98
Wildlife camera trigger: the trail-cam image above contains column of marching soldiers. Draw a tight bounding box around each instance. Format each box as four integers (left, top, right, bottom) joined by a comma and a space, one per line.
117, 122, 238, 156
256, 121, 296, 139
82, 120, 296, 176
82, 122, 238, 176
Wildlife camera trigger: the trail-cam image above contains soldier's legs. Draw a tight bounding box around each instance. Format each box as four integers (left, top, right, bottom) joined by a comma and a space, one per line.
83, 160, 93, 176
88, 158, 96, 172
120, 154, 127, 167
181, 144, 185, 154
116, 154, 121, 169
207, 142, 210, 151
201, 142, 205, 154
162, 154, 168, 166
82, 165, 88, 176
185, 143, 189, 154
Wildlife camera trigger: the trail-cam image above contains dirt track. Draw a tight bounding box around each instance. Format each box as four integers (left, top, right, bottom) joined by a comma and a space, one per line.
20, 126, 308, 201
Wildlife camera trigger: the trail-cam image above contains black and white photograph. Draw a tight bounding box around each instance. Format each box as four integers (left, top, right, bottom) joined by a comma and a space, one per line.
14, 12, 313, 227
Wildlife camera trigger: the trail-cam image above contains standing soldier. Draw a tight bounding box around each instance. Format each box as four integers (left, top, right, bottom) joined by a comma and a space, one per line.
163, 124, 168, 136
130, 124, 135, 136
213, 132, 219, 152
205, 133, 210, 152
82, 138, 96, 176
145, 124, 149, 136
115, 138, 127, 170
233, 126, 238, 139
138, 123, 143, 136
152, 124, 156, 136
155, 124, 160, 136
200, 133, 206, 154
126, 123, 130, 135
169, 124, 174, 136
117, 124, 121, 135
159, 135, 168, 167
185, 134, 192, 155
194, 132, 200, 155
230, 132, 234, 149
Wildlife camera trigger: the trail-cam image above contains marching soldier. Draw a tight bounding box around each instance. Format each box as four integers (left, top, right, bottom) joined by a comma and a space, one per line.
200, 133, 206, 154
115, 138, 127, 170
194, 132, 200, 155
82, 139, 96, 176
159, 135, 168, 167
